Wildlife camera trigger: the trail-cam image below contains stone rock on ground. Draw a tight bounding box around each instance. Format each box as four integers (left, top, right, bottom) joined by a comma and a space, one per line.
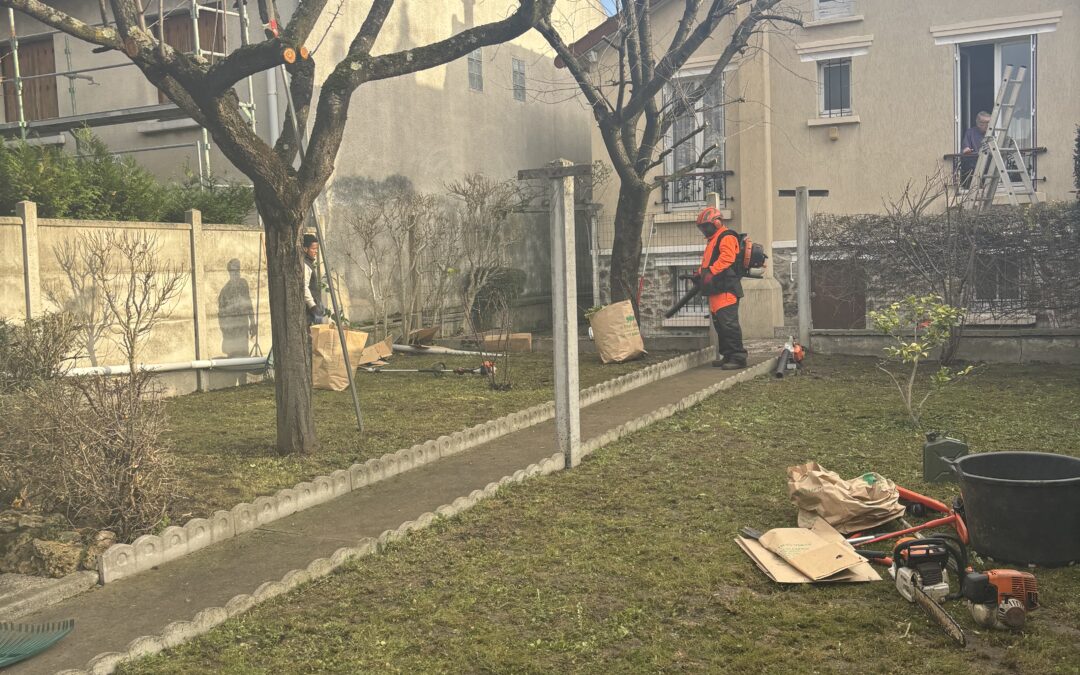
1, 509, 115, 577
32, 539, 84, 578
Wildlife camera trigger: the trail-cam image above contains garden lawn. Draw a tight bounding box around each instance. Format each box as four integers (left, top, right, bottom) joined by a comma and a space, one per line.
128, 355, 1080, 674
164, 351, 678, 521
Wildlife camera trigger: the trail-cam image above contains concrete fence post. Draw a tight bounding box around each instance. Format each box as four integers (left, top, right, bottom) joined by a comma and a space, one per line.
187, 209, 209, 392
17, 201, 40, 320
551, 161, 581, 468
520, 160, 592, 469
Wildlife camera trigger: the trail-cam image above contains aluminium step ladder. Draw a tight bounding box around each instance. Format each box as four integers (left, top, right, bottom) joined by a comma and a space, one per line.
964, 65, 1039, 210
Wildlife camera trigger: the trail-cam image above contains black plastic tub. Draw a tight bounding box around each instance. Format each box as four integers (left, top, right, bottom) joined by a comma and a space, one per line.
952, 452, 1080, 566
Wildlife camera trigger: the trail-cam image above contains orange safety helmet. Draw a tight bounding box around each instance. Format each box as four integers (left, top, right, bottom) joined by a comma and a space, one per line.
696, 206, 723, 237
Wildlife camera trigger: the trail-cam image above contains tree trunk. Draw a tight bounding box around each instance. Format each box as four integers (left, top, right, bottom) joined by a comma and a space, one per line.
609, 180, 651, 311
261, 200, 317, 455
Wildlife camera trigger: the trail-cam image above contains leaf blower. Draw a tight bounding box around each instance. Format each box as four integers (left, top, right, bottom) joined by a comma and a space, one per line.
774, 336, 805, 378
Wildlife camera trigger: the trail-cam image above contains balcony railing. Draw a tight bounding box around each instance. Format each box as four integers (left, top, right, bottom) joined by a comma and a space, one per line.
943, 147, 1045, 190
658, 169, 733, 210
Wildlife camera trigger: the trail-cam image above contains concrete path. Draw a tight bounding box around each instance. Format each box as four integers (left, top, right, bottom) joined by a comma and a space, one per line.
8, 357, 770, 674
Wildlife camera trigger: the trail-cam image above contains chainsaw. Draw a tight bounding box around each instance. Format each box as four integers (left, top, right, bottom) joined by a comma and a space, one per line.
889, 538, 966, 646
943, 531, 1040, 631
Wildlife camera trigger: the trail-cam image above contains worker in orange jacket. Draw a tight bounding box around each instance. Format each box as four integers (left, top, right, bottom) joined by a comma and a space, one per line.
694, 206, 747, 369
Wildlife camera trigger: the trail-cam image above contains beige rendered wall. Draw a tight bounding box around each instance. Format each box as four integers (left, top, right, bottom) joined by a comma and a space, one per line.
768, 0, 1079, 242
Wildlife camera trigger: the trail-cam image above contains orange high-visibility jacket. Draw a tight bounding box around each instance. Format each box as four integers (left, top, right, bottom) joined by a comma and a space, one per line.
699, 225, 739, 312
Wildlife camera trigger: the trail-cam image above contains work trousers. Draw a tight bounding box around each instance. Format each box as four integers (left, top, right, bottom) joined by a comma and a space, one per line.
712, 302, 746, 363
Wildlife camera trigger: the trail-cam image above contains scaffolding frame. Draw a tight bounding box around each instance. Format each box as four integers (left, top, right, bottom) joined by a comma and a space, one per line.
1, 1, 260, 178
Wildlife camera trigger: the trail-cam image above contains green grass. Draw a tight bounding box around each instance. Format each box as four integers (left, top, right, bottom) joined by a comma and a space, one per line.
126, 356, 1080, 674
164, 351, 677, 520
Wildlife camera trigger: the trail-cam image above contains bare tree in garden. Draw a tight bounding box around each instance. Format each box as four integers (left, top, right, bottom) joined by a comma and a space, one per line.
537, 0, 797, 307
385, 190, 440, 339
345, 205, 393, 340
45, 237, 111, 366
446, 174, 530, 335
0, 0, 557, 454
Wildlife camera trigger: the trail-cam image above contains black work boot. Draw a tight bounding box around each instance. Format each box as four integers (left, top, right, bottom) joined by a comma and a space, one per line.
720, 359, 747, 370
712, 356, 728, 368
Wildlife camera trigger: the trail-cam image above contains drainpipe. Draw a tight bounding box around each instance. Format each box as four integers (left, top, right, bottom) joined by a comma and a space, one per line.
66, 356, 268, 377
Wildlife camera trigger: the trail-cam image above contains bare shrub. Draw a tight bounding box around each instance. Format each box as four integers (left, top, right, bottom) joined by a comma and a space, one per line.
0, 231, 183, 539
446, 174, 529, 335
0, 312, 81, 394
1, 375, 175, 539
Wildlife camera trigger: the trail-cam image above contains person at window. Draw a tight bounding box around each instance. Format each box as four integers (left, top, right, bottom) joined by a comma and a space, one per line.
302, 233, 326, 326
960, 111, 991, 188
694, 207, 747, 370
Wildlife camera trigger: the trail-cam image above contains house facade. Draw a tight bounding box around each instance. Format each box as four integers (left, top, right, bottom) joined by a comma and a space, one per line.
574, 0, 1078, 337
1, 1, 602, 329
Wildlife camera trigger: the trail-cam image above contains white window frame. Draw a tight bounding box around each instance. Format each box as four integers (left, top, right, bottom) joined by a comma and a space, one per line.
814, 0, 856, 21
662, 68, 726, 211
512, 57, 526, 102
468, 48, 483, 91
953, 35, 1037, 181
818, 57, 852, 118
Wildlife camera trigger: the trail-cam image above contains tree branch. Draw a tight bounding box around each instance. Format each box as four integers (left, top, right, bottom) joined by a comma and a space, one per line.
347, 0, 555, 85
203, 40, 287, 94
535, 16, 612, 120
648, 142, 718, 190
0, 0, 122, 50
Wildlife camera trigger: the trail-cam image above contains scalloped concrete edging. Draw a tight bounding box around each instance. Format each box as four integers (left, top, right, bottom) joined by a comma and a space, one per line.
61, 452, 568, 675
66, 356, 773, 675
97, 349, 712, 584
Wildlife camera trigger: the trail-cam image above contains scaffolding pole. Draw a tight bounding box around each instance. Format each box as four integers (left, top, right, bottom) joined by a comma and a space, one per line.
5, 8, 27, 139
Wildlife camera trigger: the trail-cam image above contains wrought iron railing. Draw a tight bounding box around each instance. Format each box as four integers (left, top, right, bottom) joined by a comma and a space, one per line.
659, 169, 733, 209
943, 147, 1045, 190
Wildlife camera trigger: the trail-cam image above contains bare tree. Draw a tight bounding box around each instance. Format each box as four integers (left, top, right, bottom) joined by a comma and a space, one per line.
2, 231, 183, 539
384, 190, 440, 339
44, 237, 111, 366
421, 213, 465, 334
84, 231, 186, 377
537, 0, 798, 308
0, 0, 558, 454
446, 174, 530, 335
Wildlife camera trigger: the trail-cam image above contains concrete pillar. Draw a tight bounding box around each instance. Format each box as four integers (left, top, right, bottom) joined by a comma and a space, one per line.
551, 160, 581, 468
17, 201, 40, 320
795, 186, 812, 348
187, 209, 209, 392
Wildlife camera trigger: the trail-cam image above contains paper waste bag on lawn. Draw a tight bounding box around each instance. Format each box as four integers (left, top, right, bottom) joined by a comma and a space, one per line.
588, 300, 646, 364
311, 324, 368, 391
786, 461, 906, 534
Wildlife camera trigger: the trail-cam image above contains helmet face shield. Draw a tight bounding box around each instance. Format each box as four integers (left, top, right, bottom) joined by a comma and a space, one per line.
696, 206, 722, 238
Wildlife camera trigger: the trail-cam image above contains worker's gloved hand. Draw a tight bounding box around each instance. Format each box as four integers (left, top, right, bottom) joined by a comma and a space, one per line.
700, 270, 715, 288
690, 270, 703, 287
